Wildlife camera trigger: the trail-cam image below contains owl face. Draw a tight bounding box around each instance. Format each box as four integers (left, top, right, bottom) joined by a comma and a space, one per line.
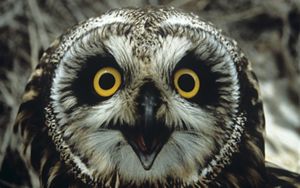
45, 7, 246, 187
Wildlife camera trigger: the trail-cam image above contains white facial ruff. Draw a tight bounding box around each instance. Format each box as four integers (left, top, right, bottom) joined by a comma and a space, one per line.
44, 7, 247, 187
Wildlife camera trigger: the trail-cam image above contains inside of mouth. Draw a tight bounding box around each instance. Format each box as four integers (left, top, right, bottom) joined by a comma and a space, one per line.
119, 125, 171, 170
120, 123, 172, 155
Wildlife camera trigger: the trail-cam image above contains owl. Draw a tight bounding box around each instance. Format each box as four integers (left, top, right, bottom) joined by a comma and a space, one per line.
2, 7, 300, 188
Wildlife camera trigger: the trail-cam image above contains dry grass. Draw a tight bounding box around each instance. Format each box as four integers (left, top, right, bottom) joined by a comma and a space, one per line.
0, 0, 299, 175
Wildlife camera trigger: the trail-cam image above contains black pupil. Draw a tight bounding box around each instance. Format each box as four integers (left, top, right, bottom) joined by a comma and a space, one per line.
99, 73, 115, 90
178, 74, 195, 92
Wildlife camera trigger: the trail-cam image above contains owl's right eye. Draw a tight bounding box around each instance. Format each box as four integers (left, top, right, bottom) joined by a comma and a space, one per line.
93, 67, 121, 97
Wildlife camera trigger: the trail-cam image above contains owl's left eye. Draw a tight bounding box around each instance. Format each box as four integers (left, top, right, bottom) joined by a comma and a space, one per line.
93, 67, 121, 97
174, 68, 200, 99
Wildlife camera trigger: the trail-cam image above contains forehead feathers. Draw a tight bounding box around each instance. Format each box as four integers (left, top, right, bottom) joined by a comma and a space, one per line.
52, 6, 240, 100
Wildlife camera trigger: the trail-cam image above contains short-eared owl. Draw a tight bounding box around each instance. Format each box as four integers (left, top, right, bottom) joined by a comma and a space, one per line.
3, 7, 300, 188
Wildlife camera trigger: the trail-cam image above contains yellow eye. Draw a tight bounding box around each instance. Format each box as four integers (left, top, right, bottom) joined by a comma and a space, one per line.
93, 67, 121, 97
174, 68, 200, 99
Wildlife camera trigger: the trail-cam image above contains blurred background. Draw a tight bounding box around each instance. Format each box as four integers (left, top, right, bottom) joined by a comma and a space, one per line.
0, 0, 299, 175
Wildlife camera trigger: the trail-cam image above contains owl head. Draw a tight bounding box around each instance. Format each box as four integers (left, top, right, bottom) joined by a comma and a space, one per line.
16, 7, 265, 187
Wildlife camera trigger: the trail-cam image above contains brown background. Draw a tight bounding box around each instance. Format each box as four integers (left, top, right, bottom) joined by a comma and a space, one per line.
0, 0, 299, 174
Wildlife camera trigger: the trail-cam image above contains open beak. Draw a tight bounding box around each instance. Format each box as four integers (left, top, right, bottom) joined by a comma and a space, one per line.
120, 83, 172, 170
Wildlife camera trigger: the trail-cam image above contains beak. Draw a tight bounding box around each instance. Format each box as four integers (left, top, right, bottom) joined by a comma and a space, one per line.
121, 83, 171, 170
